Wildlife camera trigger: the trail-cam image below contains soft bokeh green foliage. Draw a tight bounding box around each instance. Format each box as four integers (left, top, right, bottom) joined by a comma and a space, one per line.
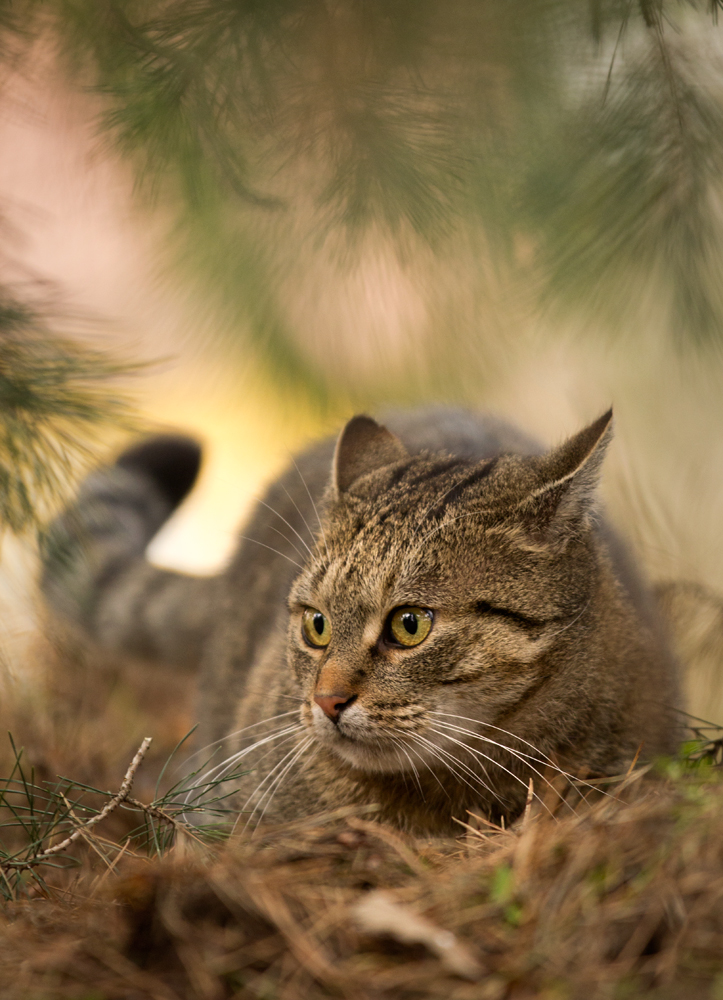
34, 0, 723, 403
0, 0, 722, 531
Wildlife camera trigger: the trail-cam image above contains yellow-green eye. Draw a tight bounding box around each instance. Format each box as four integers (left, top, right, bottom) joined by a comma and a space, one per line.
302, 608, 331, 648
388, 607, 433, 648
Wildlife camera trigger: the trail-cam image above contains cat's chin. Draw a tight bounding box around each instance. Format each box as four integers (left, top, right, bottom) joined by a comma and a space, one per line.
326, 735, 410, 774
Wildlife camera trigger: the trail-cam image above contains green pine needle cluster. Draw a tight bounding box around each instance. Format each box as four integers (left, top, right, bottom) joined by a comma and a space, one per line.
0, 301, 135, 534
0, 729, 246, 900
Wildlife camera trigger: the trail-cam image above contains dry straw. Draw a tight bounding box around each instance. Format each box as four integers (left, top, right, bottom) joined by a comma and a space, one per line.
1, 735, 722, 999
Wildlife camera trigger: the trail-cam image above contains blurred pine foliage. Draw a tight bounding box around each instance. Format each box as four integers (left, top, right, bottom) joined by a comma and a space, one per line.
0, 301, 135, 534
0, 5, 137, 537
35, 1, 723, 395
0, 0, 721, 511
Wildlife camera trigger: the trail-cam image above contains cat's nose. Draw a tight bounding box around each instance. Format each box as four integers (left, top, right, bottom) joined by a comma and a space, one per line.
314, 692, 356, 722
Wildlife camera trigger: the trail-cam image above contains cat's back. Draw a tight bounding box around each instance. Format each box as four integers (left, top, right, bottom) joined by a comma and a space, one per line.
382, 405, 542, 460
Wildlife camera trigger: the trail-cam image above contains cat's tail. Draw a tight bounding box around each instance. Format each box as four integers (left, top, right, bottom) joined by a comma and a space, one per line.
41, 435, 218, 671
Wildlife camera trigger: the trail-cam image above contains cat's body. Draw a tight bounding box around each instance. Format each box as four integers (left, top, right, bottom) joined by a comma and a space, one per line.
42, 407, 681, 834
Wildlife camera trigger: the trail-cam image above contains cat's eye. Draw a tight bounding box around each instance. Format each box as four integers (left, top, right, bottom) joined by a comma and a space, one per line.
387, 607, 433, 648
302, 608, 331, 648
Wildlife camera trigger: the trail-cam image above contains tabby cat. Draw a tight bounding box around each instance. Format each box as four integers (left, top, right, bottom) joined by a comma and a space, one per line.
42, 407, 681, 834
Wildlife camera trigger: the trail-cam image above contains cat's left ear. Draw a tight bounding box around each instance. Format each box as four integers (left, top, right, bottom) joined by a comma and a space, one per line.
516, 409, 613, 544
333, 415, 408, 496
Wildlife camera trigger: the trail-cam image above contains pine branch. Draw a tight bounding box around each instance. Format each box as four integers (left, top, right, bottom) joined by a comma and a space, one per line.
0, 300, 139, 532
0, 728, 254, 896
0, 738, 152, 872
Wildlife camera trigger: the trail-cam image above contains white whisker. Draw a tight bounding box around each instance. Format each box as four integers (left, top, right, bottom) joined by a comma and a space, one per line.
202, 725, 305, 785
234, 744, 304, 834
240, 736, 314, 834
181, 711, 300, 767
427, 726, 557, 819
237, 534, 305, 571
264, 522, 308, 563
398, 737, 452, 799
431, 712, 616, 801
288, 453, 330, 561
409, 733, 502, 805
405, 739, 451, 797
254, 495, 316, 560
412, 470, 476, 538
280, 481, 322, 563
237, 741, 305, 825
432, 712, 563, 768
430, 719, 573, 813
389, 734, 425, 799
182, 724, 305, 810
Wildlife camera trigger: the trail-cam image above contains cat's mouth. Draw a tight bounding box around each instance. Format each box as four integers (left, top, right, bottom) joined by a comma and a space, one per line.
309, 701, 415, 774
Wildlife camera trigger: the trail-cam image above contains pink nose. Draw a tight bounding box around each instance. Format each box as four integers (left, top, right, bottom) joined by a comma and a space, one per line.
314, 692, 355, 722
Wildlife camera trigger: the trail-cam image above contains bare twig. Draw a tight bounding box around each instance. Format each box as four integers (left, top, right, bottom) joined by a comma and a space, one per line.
626, 743, 644, 777
125, 795, 183, 829
521, 778, 535, 830
124, 795, 208, 849
60, 792, 114, 870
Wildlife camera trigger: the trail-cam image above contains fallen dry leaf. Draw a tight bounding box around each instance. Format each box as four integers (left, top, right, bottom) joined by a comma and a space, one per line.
353, 889, 484, 981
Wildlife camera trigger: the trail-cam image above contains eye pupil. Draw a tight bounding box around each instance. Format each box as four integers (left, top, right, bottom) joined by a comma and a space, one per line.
302, 608, 331, 648
386, 606, 432, 647
402, 612, 418, 635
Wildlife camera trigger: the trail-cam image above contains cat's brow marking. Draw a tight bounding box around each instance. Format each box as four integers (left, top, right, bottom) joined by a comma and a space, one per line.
411, 465, 479, 537
422, 460, 500, 524
417, 508, 494, 546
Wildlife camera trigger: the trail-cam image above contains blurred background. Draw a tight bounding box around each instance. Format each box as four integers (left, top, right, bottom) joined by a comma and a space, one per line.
0, 0, 723, 725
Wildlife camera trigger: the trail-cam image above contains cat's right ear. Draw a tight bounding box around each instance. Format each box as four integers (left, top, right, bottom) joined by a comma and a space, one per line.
333, 415, 408, 496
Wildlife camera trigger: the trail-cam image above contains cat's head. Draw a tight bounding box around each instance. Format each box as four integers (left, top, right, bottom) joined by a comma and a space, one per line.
287, 410, 613, 775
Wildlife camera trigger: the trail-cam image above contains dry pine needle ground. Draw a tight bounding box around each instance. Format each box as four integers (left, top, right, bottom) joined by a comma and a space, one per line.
1, 760, 723, 1000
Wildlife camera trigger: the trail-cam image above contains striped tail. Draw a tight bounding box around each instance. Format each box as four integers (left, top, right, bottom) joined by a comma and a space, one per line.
41, 435, 218, 670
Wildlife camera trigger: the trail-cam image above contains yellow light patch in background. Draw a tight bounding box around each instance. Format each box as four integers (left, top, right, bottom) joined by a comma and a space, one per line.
141, 374, 329, 574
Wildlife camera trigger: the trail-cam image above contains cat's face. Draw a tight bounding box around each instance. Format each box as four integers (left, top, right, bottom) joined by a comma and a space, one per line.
287, 412, 612, 776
